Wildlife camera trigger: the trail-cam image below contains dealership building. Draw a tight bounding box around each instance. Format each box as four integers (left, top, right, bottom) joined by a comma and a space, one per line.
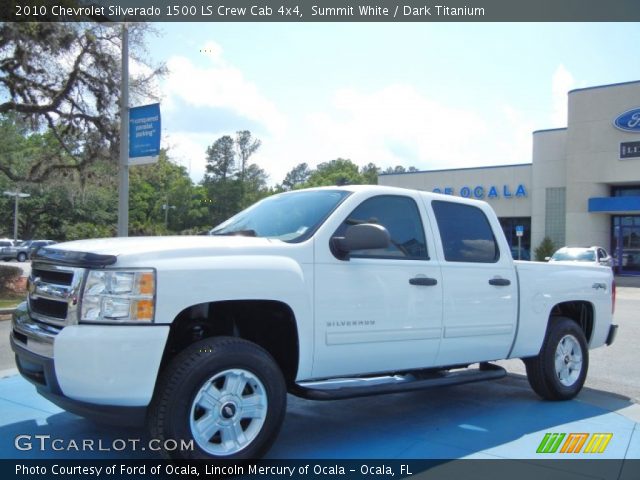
379, 80, 640, 276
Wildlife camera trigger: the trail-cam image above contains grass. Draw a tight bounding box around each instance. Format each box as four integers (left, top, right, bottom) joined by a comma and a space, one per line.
0, 293, 26, 309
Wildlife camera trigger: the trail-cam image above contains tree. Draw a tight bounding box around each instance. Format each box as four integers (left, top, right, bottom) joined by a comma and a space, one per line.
306, 158, 363, 187
202, 131, 267, 226
282, 162, 311, 191
204, 136, 235, 182
235, 130, 261, 183
360, 162, 379, 185
535, 236, 557, 261
0, 22, 165, 183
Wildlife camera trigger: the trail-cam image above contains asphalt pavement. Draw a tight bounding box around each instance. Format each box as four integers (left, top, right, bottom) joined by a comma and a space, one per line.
0, 286, 638, 478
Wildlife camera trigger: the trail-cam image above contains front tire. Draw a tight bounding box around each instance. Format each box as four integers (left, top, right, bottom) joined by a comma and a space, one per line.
524, 316, 589, 400
148, 337, 286, 459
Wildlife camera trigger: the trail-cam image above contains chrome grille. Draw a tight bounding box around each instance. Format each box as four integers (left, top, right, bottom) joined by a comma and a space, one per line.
28, 263, 85, 328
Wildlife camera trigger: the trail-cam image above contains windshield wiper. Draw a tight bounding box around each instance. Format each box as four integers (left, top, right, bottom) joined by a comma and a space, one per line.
212, 229, 257, 237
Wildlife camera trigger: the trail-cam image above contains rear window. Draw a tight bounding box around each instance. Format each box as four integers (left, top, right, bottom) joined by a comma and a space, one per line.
432, 200, 499, 263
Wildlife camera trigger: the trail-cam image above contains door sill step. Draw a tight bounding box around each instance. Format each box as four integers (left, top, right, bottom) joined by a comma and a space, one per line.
290, 362, 506, 400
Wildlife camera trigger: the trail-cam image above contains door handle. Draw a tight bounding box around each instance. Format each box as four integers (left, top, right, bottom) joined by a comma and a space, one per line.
488, 278, 511, 286
409, 277, 438, 286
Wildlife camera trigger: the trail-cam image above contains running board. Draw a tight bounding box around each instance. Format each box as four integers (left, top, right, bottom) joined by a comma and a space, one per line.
290, 363, 506, 401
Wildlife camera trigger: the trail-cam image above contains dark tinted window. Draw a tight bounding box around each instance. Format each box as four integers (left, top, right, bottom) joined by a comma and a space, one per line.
432, 200, 499, 263
334, 195, 428, 260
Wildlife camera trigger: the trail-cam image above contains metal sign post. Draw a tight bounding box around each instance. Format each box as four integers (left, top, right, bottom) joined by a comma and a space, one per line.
515, 225, 524, 260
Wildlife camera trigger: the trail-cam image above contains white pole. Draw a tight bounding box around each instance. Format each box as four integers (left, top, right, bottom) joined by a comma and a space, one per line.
3, 191, 30, 242
117, 23, 129, 237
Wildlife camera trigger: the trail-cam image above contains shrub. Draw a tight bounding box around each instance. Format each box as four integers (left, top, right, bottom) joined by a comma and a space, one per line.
534, 236, 557, 262
0, 264, 23, 295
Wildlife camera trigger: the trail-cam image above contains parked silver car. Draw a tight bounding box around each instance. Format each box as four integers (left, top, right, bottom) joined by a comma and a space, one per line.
0, 239, 56, 262
547, 246, 613, 267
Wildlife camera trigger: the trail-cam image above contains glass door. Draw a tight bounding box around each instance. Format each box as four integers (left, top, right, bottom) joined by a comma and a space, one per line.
612, 216, 640, 275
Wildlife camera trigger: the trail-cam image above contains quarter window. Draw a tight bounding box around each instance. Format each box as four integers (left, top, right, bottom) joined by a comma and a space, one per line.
432, 200, 499, 263
334, 195, 428, 260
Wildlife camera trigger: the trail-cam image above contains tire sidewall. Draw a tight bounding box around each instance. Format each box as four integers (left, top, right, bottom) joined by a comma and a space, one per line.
542, 318, 589, 399
159, 339, 286, 460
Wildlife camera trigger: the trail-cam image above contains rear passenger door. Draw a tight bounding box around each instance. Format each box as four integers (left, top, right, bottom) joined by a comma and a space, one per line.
429, 199, 518, 366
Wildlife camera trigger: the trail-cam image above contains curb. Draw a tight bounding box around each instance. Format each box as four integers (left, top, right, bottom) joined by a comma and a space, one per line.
0, 308, 16, 316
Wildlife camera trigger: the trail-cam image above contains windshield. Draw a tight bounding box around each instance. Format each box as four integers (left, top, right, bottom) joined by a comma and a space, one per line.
210, 190, 350, 242
551, 249, 596, 262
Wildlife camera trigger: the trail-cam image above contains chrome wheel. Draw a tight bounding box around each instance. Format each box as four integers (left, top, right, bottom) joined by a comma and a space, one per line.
189, 368, 268, 456
554, 334, 583, 387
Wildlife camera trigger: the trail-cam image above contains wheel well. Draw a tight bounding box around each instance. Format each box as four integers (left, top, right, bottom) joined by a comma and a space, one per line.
549, 301, 594, 343
159, 300, 299, 385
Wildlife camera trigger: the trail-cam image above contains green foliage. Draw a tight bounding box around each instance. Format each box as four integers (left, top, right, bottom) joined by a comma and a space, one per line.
535, 236, 557, 261
0, 22, 165, 184
281, 163, 311, 191
0, 264, 22, 295
282, 159, 380, 189
203, 131, 268, 227
306, 158, 361, 187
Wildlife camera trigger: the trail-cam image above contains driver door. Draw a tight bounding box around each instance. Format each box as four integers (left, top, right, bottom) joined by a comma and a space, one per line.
313, 194, 443, 379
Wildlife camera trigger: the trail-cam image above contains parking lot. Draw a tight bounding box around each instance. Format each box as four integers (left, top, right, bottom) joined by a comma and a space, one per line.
0, 284, 638, 476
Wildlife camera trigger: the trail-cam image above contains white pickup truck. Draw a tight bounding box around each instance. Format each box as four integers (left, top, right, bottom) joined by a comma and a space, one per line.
11, 185, 618, 459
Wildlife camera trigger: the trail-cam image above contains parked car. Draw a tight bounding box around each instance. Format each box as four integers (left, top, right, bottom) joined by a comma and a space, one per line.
0, 239, 19, 261
1, 239, 56, 262
547, 246, 613, 267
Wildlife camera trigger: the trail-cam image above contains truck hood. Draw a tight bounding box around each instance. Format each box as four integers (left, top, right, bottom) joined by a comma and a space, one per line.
39, 235, 290, 264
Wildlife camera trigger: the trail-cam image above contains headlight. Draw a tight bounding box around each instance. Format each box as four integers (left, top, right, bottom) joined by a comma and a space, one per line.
80, 269, 156, 323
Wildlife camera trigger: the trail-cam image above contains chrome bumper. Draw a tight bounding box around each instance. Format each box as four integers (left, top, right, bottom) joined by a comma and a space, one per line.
10, 302, 58, 358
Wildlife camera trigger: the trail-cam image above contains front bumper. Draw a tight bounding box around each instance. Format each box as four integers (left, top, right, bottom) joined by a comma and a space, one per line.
10, 335, 147, 426
10, 303, 170, 425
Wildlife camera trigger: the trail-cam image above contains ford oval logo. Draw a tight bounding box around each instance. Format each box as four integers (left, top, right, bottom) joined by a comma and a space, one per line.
614, 107, 640, 132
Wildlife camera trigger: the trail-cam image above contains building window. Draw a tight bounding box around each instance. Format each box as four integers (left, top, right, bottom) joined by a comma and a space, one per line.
499, 217, 531, 260
611, 215, 640, 275
612, 186, 640, 197
545, 187, 566, 247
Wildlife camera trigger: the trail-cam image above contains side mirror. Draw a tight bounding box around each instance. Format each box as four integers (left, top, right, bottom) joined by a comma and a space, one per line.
331, 223, 391, 260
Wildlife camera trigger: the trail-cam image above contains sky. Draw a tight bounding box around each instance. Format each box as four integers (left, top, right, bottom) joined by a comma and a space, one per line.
142, 22, 640, 185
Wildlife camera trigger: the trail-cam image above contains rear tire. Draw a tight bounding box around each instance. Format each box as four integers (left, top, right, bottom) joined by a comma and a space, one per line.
524, 316, 588, 400
17, 252, 26, 262
148, 337, 286, 459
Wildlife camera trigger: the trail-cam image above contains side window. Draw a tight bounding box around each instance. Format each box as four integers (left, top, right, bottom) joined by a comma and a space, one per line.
432, 200, 499, 263
334, 195, 428, 260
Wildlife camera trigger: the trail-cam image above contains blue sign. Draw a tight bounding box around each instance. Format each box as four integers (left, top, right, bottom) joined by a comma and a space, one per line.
614, 107, 640, 132
515, 225, 524, 236
129, 103, 161, 165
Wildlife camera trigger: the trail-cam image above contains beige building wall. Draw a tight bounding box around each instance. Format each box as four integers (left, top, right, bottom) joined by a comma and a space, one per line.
531, 128, 567, 249
379, 165, 532, 218
565, 81, 640, 248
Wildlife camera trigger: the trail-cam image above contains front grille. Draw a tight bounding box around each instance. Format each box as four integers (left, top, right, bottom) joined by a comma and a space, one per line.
28, 263, 85, 328
32, 268, 73, 286
30, 298, 68, 319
